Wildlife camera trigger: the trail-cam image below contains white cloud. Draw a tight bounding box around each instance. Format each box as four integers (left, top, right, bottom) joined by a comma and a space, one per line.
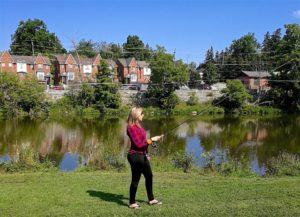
293, 10, 300, 18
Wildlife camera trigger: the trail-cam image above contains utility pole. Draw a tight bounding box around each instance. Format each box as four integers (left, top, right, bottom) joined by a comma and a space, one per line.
31, 39, 35, 56
173, 49, 176, 65
257, 54, 261, 104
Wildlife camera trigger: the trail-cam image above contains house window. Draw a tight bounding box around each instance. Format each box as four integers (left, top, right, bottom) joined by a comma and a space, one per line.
68, 72, 75, 80
9, 63, 12, 67
37, 72, 45, 80
130, 74, 137, 82
17, 63, 27, 72
38, 64, 43, 69
68, 64, 73, 69
131, 67, 135, 72
1, 63, 5, 67
46, 65, 49, 69
83, 65, 92, 73
254, 79, 260, 86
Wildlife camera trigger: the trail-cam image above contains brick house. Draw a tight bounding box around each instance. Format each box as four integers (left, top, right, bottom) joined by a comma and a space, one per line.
116, 57, 151, 84
137, 60, 151, 83
0, 51, 51, 84
74, 54, 101, 83
32, 53, 51, 84
53, 54, 80, 85
53, 54, 101, 85
238, 71, 271, 91
0, 51, 15, 74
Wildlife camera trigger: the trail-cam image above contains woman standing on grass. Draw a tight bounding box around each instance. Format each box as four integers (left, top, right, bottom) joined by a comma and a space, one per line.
127, 107, 163, 209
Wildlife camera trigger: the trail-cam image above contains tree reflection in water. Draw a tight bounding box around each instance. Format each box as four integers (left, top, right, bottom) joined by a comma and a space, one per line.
0, 115, 299, 172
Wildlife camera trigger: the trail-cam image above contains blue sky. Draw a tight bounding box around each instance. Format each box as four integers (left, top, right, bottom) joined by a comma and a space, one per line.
0, 0, 299, 64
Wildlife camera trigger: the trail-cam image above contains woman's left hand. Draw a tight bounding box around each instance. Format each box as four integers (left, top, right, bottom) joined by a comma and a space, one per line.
151, 134, 164, 142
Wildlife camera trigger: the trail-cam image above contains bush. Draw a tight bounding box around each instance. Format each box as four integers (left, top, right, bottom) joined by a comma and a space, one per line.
82, 107, 100, 118
172, 152, 194, 172
239, 105, 282, 115
200, 150, 254, 177
265, 152, 300, 176
0, 146, 55, 173
186, 92, 199, 106
0, 73, 46, 118
145, 85, 179, 112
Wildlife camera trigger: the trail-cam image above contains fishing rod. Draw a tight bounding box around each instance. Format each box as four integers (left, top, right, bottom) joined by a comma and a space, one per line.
151, 92, 231, 149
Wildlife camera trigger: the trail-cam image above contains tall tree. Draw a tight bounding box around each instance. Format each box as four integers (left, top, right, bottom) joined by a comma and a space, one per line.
146, 46, 189, 111
188, 62, 200, 88
229, 33, 260, 78
261, 29, 281, 71
97, 42, 124, 60
149, 46, 189, 84
201, 47, 219, 84
123, 35, 152, 60
217, 33, 260, 79
10, 19, 66, 55
267, 24, 300, 110
94, 60, 121, 110
73, 39, 97, 58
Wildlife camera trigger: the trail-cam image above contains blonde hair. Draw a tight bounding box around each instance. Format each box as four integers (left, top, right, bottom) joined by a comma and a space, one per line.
127, 107, 143, 126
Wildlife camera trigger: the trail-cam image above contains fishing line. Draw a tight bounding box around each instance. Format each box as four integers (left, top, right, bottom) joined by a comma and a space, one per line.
151, 92, 231, 149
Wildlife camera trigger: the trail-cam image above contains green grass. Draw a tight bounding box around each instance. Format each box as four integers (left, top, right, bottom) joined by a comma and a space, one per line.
0, 172, 300, 216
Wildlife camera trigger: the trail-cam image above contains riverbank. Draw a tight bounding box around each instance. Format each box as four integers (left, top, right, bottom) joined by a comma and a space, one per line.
0, 172, 299, 217
46, 102, 282, 121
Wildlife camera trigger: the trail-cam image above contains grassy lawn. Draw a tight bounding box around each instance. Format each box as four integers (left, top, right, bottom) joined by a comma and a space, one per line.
0, 172, 300, 217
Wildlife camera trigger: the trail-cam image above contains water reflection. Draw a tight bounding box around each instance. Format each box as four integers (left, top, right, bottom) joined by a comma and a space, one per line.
59, 153, 78, 171
0, 116, 299, 174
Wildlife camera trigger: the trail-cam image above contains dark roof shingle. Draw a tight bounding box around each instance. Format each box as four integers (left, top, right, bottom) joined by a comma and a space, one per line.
241, 71, 271, 78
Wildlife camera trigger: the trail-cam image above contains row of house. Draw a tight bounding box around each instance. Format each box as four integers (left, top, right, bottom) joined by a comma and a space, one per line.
0, 50, 271, 92
0, 51, 151, 86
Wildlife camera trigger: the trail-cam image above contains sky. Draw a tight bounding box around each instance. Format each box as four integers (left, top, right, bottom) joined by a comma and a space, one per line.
0, 0, 299, 64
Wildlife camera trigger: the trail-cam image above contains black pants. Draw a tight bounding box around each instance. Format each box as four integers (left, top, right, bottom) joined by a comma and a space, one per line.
127, 153, 154, 204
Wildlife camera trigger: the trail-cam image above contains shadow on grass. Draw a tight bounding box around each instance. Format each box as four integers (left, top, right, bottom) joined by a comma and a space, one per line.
86, 190, 144, 207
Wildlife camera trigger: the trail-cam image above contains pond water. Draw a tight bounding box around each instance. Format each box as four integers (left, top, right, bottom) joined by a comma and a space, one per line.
0, 115, 299, 175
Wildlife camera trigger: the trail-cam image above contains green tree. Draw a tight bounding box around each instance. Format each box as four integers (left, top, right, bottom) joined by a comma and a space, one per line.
188, 62, 200, 88
267, 24, 300, 110
146, 46, 188, 111
123, 35, 152, 60
98, 42, 124, 60
76, 83, 95, 108
217, 80, 252, 113
150, 46, 189, 84
10, 19, 66, 55
261, 29, 281, 71
73, 39, 97, 58
94, 60, 121, 110
217, 33, 260, 79
201, 47, 219, 85
0, 73, 46, 117
203, 62, 218, 85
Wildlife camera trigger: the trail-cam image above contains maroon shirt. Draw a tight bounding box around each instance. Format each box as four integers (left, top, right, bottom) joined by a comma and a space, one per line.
127, 124, 149, 155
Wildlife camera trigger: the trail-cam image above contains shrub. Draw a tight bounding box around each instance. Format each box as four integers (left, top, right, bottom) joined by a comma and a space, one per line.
265, 152, 300, 176
172, 152, 194, 172
0, 73, 46, 118
0, 146, 55, 173
186, 92, 199, 106
201, 150, 253, 176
